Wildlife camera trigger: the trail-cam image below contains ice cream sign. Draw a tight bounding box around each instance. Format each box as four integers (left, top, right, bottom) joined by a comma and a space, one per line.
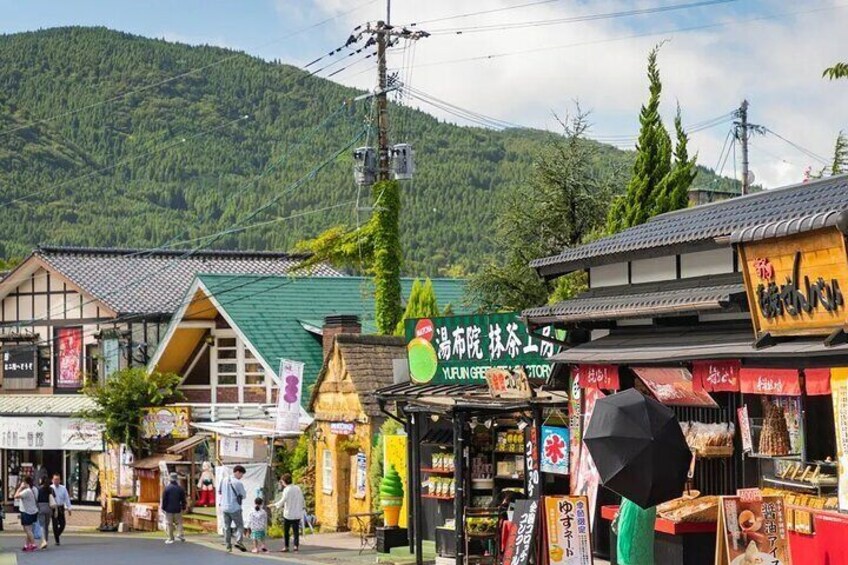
405, 313, 561, 385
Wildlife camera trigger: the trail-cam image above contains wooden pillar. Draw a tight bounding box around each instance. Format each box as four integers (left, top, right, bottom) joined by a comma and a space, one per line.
410, 412, 424, 565
453, 411, 466, 565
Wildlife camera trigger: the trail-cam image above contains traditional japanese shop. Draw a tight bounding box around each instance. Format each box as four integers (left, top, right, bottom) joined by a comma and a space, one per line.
377, 313, 585, 565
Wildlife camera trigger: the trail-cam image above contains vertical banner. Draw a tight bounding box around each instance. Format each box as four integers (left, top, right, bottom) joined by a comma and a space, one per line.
384, 434, 408, 528
507, 498, 540, 565
56, 326, 83, 389
832, 368, 848, 512
354, 452, 367, 499
575, 387, 604, 528
276, 359, 304, 433
541, 426, 570, 475
737, 406, 753, 454
525, 424, 540, 500
568, 375, 582, 494
544, 496, 594, 565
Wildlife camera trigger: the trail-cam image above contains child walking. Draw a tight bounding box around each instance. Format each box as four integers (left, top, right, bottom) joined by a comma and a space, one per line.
248, 497, 269, 553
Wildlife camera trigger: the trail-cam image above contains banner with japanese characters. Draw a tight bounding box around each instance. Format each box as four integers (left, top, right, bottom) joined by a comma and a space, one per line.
832, 367, 848, 512
544, 496, 593, 565
541, 426, 570, 476
716, 494, 790, 565
405, 313, 560, 385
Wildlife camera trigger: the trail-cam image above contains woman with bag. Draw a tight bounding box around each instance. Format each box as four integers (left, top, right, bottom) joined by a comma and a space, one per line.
14, 476, 38, 552
35, 476, 54, 550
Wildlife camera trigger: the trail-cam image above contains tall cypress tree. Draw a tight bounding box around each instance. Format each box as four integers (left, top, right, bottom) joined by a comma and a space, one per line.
653, 105, 697, 215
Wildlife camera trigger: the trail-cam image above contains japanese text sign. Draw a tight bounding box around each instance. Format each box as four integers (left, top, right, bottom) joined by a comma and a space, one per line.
56, 326, 83, 389
717, 495, 789, 565
508, 498, 539, 565
405, 313, 559, 385
544, 496, 594, 565
572, 365, 619, 390
737, 406, 753, 453
486, 367, 532, 398
2, 345, 37, 380
525, 425, 540, 500
832, 368, 848, 512
740, 228, 848, 337
275, 359, 303, 433
692, 360, 740, 392
739, 368, 801, 396
141, 407, 190, 439
541, 426, 570, 476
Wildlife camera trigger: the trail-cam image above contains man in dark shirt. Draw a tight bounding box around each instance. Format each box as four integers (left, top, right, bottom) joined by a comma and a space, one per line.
160, 472, 187, 544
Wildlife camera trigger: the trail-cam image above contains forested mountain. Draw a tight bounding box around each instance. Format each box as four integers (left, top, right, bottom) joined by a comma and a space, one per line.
0, 27, 737, 275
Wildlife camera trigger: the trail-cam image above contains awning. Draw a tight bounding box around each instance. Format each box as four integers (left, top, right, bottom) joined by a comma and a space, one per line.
523, 276, 746, 324
0, 394, 97, 416
131, 453, 183, 470
190, 419, 302, 439
374, 382, 570, 411
632, 367, 718, 407
551, 328, 848, 365
739, 368, 801, 396
166, 433, 211, 454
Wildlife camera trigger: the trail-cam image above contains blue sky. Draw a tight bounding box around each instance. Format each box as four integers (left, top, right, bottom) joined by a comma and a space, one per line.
2, 0, 847, 187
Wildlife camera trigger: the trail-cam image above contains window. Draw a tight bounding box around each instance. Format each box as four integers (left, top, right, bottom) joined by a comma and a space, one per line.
215, 336, 238, 386
211, 331, 268, 401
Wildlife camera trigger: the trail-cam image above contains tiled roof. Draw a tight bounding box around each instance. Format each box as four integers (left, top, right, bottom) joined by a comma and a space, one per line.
532, 175, 848, 277
309, 334, 406, 418
0, 394, 97, 416
34, 246, 340, 315
731, 209, 848, 244
194, 275, 466, 403
523, 274, 746, 324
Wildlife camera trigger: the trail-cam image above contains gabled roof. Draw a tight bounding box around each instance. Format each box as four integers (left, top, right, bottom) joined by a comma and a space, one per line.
150, 274, 467, 406
3, 246, 340, 315
309, 334, 406, 418
532, 174, 848, 278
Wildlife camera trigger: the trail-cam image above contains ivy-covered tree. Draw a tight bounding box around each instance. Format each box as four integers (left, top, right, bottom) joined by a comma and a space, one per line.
468, 110, 620, 311
607, 45, 697, 233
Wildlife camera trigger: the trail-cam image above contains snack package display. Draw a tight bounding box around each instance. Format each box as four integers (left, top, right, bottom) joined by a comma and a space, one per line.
680, 421, 735, 457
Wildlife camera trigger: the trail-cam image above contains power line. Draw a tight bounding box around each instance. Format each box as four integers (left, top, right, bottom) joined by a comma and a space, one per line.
763, 127, 830, 165
427, 0, 737, 35
0, 0, 379, 137
408, 0, 566, 26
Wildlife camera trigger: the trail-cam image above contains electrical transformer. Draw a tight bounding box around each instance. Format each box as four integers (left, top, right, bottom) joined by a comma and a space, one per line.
353, 146, 377, 187
391, 143, 415, 180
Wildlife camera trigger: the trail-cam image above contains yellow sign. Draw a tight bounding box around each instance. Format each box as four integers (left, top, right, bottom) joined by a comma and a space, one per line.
740, 228, 848, 336
384, 434, 408, 528
833, 368, 848, 512
141, 406, 191, 439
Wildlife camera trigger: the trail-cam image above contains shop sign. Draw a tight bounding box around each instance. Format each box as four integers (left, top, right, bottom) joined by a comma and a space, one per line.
2, 345, 37, 380
219, 436, 255, 459
544, 496, 593, 565
832, 368, 848, 512
737, 406, 753, 453
740, 228, 848, 337
692, 360, 741, 392
485, 367, 532, 399
574, 387, 604, 528
568, 376, 582, 494
55, 327, 83, 389
405, 313, 560, 385
0, 417, 103, 450
716, 495, 789, 565
541, 426, 570, 476
503, 498, 539, 565
330, 422, 355, 435
276, 359, 304, 434
633, 367, 718, 407
739, 368, 801, 396
525, 425, 539, 500
572, 365, 619, 390
132, 504, 153, 520
141, 406, 190, 439
354, 452, 367, 500
804, 367, 831, 396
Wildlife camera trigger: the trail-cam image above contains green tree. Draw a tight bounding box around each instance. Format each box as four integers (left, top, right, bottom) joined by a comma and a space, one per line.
823, 63, 848, 80
395, 277, 441, 335
831, 131, 848, 175
79, 368, 183, 452
468, 110, 619, 311
607, 45, 696, 233
372, 180, 403, 335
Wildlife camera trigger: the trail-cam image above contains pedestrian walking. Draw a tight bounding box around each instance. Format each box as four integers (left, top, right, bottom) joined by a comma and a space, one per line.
218, 465, 247, 553
248, 497, 268, 553
14, 476, 38, 552
35, 476, 54, 550
50, 474, 71, 546
161, 472, 187, 544
272, 473, 305, 553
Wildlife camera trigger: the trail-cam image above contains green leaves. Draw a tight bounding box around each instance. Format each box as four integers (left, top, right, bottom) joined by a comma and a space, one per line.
823, 63, 848, 80
395, 277, 441, 335
79, 368, 183, 452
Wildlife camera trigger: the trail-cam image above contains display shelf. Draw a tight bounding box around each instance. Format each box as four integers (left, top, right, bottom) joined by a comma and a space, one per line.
422, 494, 455, 501
494, 475, 524, 481
493, 450, 524, 456
421, 467, 455, 475
745, 453, 802, 460
601, 505, 716, 535
762, 476, 837, 494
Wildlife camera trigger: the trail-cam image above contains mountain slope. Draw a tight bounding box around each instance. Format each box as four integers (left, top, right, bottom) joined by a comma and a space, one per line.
0, 27, 737, 274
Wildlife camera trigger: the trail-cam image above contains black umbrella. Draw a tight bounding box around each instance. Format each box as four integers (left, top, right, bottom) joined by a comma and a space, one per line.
583, 388, 692, 509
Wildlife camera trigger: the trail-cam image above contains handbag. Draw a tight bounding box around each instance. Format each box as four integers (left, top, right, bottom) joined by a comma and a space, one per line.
229, 479, 243, 506
32, 521, 42, 540
49, 493, 57, 510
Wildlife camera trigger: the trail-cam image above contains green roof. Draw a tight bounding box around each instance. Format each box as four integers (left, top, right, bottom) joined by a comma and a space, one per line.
195, 275, 467, 405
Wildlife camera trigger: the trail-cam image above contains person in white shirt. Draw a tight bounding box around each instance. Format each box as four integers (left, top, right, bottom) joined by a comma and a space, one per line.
272, 473, 305, 553
247, 497, 269, 553
50, 474, 71, 546
14, 476, 38, 552
218, 465, 248, 553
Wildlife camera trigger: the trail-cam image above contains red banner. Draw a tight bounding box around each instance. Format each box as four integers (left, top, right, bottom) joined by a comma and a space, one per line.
633, 367, 718, 407
692, 360, 741, 392
739, 368, 801, 396
804, 368, 831, 396
572, 364, 619, 390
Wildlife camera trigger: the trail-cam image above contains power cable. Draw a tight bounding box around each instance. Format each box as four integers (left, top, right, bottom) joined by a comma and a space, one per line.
763, 127, 830, 165
408, 0, 567, 26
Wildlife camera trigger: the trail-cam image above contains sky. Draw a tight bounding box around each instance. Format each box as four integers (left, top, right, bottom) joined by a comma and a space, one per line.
2, 0, 847, 188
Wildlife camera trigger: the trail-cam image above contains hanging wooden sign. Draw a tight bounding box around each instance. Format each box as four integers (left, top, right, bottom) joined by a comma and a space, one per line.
739, 228, 848, 337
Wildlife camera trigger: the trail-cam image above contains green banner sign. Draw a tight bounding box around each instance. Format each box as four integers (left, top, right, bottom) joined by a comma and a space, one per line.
405, 313, 560, 385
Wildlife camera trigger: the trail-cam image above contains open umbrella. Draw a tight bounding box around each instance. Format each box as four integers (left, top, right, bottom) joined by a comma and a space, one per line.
583, 388, 692, 509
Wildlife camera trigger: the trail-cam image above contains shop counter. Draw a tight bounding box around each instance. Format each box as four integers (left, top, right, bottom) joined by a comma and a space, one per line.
600, 505, 716, 565
787, 505, 848, 564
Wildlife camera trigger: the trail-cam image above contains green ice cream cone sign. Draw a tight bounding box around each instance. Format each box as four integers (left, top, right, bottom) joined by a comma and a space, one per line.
380, 465, 404, 527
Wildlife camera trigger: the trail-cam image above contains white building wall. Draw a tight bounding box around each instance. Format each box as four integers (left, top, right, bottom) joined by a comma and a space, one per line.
680, 248, 734, 278
589, 263, 628, 288
630, 256, 677, 284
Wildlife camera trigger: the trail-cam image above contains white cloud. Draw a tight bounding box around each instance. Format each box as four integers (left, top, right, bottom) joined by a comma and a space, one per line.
309, 0, 848, 188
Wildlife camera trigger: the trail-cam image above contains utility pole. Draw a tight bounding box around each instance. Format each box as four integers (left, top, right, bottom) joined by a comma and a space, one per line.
734, 99, 764, 195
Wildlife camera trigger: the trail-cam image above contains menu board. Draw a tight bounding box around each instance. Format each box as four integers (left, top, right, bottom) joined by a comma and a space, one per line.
544, 496, 593, 565
716, 494, 790, 565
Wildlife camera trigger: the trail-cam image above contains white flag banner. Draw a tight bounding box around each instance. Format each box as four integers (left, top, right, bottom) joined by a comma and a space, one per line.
276, 359, 304, 434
